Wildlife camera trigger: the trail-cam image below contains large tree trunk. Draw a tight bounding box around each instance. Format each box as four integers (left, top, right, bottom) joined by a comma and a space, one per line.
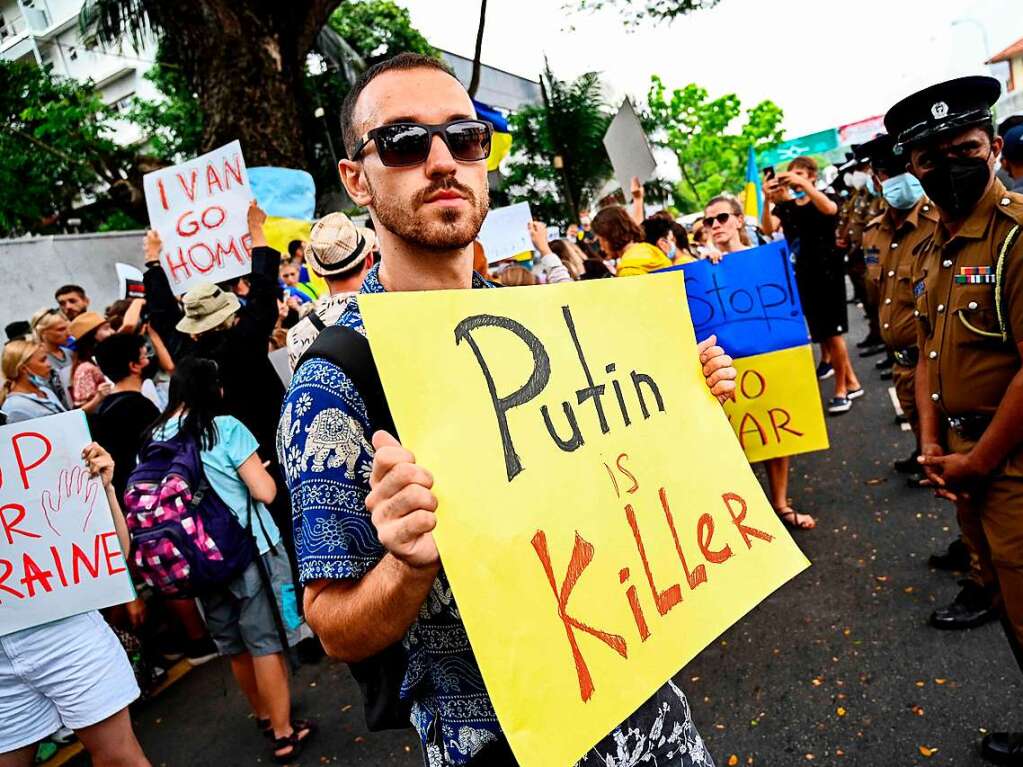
153, 1, 342, 166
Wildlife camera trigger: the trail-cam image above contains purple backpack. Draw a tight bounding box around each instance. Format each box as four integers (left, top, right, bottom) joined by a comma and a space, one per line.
123, 436, 256, 597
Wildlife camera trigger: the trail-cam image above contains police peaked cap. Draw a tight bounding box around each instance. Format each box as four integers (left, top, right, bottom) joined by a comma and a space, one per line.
885, 75, 1001, 149
837, 151, 859, 173
857, 133, 900, 174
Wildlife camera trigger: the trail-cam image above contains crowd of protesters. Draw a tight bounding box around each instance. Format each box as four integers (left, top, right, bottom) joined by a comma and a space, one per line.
3, 48, 1023, 767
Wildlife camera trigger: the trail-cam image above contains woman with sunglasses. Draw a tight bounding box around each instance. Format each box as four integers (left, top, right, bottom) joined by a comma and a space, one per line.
702, 196, 816, 531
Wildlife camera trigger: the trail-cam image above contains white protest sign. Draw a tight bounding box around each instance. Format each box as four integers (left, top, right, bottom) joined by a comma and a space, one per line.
115, 262, 145, 300
477, 202, 533, 264
143, 141, 253, 295
269, 347, 293, 387
0, 411, 135, 636
603, 99, 657, 195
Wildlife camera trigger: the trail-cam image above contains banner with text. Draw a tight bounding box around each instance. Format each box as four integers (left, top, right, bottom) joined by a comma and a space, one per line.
144, 141, 253, 295
723, 345, 829, 463
0, 411, 135, 636
361, 275, 809, 766
663, 240, 809, 357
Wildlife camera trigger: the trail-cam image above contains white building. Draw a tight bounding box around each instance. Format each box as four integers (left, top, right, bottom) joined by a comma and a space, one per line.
0, 0, 159, 144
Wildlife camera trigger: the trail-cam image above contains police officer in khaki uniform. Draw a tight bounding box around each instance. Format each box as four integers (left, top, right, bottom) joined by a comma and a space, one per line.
841, 152, 886, 356
886, 76, 1023, 765
861, 133, 939, 472
862, 132, 998, 631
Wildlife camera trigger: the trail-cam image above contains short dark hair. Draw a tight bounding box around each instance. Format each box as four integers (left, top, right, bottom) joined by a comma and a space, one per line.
95, 333, 147, 383
642, 217, 673, 245
591, 206, 643, 253
287, 240, 304, 257
55, 284, 86, 301
325, 252, 374, 284
340, 52, 456, 156
998, 115, 1023, 138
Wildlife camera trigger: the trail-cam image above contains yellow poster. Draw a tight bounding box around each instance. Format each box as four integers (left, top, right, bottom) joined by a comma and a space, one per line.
360, 274, 809, 767
723, 345, 830, 463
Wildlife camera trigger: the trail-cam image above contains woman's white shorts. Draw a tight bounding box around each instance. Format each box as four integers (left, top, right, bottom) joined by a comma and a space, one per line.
0, 611, 139, 753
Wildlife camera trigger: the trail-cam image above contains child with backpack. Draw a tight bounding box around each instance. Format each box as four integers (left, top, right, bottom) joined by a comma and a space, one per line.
127, 358, 315, 764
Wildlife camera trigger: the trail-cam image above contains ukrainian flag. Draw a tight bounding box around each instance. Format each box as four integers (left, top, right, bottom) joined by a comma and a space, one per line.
743, 145, 761, 219
473, 98, 513, 172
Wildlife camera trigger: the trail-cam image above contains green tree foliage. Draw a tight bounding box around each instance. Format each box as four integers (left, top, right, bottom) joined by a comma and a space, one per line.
645, 76, 784, 212
328, 0, 436, 65
503, 65, 613, 227
307, 0, 439, 203
0, 60, 139, 235
574, 0, 719, 25
125, 47, 204, 162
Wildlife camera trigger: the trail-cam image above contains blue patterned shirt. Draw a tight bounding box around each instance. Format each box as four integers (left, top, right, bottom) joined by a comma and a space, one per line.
278, 264, 713, 767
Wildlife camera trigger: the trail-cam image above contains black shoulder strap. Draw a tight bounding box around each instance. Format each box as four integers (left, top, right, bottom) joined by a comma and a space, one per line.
307, 311, 326, 332
296, 324, 396, 437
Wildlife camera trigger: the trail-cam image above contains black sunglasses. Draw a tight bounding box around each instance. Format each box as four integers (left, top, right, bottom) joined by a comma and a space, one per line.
352, 119, 493, 167
702, 212, 734, 228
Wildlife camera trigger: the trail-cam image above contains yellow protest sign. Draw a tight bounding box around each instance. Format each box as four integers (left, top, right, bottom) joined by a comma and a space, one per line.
360, 274, 809, 767
723, 345, 830, 463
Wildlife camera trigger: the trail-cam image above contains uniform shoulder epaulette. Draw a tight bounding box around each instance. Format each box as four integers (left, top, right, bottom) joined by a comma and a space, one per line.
995, 190, 1023, 227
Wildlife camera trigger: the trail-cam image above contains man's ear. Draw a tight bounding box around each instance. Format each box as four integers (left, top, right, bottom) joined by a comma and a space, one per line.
339, 160, 372, 207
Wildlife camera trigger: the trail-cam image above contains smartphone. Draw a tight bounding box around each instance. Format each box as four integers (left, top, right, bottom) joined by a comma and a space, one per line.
762, 166, 776, 181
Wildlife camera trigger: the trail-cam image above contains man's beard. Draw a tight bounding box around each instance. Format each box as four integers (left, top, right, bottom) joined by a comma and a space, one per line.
369, 175, 489, 252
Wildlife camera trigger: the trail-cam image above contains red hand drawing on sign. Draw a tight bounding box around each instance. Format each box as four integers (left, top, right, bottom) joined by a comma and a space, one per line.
41, 466, 100, 537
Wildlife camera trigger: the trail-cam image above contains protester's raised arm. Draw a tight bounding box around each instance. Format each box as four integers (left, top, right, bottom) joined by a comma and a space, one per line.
630, 176, 645, 225
142, 230, 185, 340
529, 221, 573, 284
118, 298, 146, 335
146, 324, 175, 373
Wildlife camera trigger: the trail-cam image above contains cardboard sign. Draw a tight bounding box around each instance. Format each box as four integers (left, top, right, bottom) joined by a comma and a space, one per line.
664, 241, 810, 357
477, 202, 534, 264
0, 411, 135, 636
360, 275, 809, 767
723, 345, 830, 463
603, 99, 657, 195
143, 141, 253, 295
115, 262, 145, 300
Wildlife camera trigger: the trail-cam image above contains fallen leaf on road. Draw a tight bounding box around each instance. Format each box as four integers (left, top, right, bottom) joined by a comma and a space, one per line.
915, 680, 926, 687
811, 677, 823, 687
728, 756, 739, 766
911, 705, 925, 716
837, 707, 847, 717
934, 678, 946, 685
864, 478, 887, 485
919, 745, 937, 757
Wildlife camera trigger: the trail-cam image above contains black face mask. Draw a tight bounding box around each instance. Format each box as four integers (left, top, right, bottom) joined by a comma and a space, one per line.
919, 154, 992, 220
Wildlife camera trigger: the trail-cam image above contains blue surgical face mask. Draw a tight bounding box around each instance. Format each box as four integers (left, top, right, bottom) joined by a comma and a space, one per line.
866, 176, 878, 195
29, 373, 50, 387
790, 189, 807, 201
667, 243, 677, 260
881, 173, 924, 210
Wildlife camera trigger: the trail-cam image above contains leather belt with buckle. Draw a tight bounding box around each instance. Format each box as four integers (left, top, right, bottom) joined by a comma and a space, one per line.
892, 347, 919, 368
946, 414, 993, 441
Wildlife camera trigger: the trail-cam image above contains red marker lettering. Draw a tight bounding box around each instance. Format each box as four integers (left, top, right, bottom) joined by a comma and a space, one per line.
531, 530, 627, 702
12, 432, 52, 490
0, 503, 41, 545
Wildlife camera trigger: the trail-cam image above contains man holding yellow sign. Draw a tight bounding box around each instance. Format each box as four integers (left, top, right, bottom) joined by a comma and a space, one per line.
279, 53, 807, 767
